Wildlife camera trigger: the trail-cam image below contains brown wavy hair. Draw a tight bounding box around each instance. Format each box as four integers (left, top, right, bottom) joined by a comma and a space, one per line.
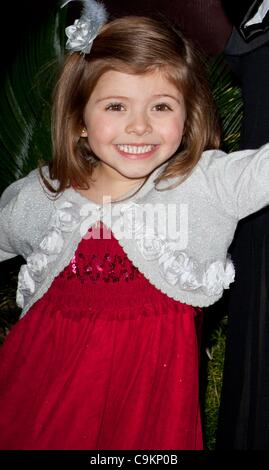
41, 16, 220, 194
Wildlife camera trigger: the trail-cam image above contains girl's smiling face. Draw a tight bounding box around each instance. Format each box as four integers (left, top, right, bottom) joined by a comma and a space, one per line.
82, 69, 186, 185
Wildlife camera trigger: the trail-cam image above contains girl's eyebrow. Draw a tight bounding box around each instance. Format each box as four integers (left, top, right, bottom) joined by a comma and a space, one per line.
96, 96, 129, 103
153, 94, 181, 103
96, 94, 181, 103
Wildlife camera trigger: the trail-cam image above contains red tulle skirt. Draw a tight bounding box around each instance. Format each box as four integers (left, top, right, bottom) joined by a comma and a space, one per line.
0, 224, 203, 449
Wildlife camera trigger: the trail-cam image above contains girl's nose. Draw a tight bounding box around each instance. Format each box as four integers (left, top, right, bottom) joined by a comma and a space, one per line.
125, 112, 152, 136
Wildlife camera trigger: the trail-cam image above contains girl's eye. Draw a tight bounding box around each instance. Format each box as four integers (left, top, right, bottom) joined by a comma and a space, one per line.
153, 103, 172, 111
105, 103, 125, 111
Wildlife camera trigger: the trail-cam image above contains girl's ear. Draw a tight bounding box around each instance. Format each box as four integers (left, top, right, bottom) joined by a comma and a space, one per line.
81, 127, 88, 137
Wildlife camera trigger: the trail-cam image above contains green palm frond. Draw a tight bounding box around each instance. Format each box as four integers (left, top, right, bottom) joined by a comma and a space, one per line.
207, 54, 243, 152
0, 6, 66, 194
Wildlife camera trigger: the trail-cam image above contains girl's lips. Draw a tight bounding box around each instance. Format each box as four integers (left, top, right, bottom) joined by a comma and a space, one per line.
115, 144, 159, 159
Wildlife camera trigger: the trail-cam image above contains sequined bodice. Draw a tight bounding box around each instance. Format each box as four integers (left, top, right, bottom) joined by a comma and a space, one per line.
67, 251, 143, 283
59, 222, 143, 284
49, 222, 168, 318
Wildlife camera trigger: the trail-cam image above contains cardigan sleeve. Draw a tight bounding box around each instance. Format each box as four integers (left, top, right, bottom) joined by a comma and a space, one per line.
0, 177, 27, 261
200, 143, 269, 220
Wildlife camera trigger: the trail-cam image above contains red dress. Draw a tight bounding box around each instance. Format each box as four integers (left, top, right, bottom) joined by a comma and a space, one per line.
0, 223, 203, 450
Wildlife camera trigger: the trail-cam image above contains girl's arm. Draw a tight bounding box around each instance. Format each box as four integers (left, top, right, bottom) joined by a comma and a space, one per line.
0, 178, 26, 262
201, 143, 269, 220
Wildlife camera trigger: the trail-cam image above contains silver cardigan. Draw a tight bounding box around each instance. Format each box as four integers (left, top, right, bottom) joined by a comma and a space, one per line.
1, 144, 269, 316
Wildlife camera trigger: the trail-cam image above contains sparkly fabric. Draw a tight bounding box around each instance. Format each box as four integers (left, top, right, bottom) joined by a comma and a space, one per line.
65, 225, 143, 284
0, 223, 203, 450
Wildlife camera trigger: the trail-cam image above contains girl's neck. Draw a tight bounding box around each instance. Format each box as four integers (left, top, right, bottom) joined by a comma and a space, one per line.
78, 167, 146, 204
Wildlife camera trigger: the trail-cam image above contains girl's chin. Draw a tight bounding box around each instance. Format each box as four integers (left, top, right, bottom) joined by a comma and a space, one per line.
118, 171, 151, 180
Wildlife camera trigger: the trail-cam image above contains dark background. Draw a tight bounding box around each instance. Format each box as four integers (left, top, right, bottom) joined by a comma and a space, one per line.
1, 0, 233, 74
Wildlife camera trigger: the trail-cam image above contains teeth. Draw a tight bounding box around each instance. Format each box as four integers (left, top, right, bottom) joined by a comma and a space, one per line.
117, 144, 155, 154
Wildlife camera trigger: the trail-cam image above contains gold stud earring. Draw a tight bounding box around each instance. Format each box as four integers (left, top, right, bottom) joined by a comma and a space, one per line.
81, 127, 88, 137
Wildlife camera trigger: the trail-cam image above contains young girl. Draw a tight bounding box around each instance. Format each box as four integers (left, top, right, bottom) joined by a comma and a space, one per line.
0, 0, 269, 450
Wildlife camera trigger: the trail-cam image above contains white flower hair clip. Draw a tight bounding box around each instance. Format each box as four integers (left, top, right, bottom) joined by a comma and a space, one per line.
62, 0, 108, 54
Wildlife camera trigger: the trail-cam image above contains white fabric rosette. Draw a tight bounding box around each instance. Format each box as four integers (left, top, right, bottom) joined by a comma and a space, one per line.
159, 248, 200, 288
202, 259, 235, 296
65, 19, 97, 53
136, 228, 166, 261
62, 0, 108, 54
222, 259, 235, 288
26, 253, 48, 280
16, 265, 36, 308
39, 229, 64, 255
52, 201, 81, 232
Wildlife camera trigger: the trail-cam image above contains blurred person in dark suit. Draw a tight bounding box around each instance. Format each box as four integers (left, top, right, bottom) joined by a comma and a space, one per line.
217, 0, 269, 450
